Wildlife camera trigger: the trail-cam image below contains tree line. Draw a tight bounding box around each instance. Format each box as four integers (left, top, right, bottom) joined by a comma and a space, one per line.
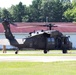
0, 0, 75, 22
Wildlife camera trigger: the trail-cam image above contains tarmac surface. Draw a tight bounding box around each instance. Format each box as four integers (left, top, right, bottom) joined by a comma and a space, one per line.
0, 56, 76, 62
0, 51, 76, 62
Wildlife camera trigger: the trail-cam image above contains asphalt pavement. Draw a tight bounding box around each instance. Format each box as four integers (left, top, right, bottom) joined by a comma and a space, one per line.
0, 51, 76, 62
0, 56, 76, 62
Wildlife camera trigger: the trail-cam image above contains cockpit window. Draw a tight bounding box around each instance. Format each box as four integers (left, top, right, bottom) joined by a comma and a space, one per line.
64, 37, 69, 44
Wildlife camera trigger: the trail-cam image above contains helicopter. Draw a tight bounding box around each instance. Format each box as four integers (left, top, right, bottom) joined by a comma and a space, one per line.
2, 19, 72, 54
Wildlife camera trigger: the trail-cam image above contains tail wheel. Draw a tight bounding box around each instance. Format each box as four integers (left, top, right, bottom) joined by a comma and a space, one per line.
15, 51, 18, 54
15, 48, 19, 54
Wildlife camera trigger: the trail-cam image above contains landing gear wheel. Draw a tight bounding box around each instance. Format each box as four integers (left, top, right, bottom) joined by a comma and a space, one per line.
44, 49, 47, 54
15, 51, 18, 54
62, 49, 67, 53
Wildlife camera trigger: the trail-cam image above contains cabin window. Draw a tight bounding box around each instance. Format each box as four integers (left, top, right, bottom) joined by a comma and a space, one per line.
47, 38, 55, 43
47, 38, 51, 42
51, 38, 55, 42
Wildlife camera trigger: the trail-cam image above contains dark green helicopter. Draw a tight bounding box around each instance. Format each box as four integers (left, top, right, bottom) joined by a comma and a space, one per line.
2, 19, 72, 54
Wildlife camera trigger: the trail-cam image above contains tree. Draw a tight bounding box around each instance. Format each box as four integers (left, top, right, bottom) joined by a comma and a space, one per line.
72, 0, 76, 7
0, 0, 74, 22
28, 0, 42, 22
9, 2, 25, 22
53, 0, 63, 22
41, 0, 63, 22
0, 8, 2, 22
64, 8, 73, 21
60, 0, 72, 21
0, 8, 1, 17
1, 8, 11, 20
60, 0, 71, 3
63, 0, 76, 22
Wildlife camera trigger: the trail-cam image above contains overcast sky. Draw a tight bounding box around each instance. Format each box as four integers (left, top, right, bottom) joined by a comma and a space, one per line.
0, 0, 33, 8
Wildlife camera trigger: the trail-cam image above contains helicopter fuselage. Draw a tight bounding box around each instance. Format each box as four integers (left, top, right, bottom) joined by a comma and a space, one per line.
23, 31, 72, 51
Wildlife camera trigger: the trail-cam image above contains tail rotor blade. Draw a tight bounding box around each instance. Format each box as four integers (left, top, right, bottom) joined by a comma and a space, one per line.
10, 22, 17, 26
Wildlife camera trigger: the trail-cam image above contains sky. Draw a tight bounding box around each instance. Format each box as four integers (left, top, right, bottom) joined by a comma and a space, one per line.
0, 0, 33, 8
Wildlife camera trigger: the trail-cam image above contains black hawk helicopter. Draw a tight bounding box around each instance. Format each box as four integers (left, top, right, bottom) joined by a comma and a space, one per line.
2, 19, 72, 54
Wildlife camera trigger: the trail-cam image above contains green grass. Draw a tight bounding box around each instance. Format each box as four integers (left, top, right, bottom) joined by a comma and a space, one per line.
0, 61, 76, 75
0, 50, 76, 75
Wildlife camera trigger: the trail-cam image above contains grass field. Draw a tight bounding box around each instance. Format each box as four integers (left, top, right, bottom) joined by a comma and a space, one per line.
0, 61, 76, 75
0, 50, 76, 75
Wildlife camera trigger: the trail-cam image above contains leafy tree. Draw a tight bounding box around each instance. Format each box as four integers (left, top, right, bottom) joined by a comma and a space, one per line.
1, 8, 11, 20
53, 0, 63, 22
22, 15, 29, 22
63, 0, 76, 22
64, 8, 73, 21
9, 5, 17, 21
28, 0, 42, 22
41, 0, 63, 22
16, 2, 25, 22
72, 0, 76, 7
0, 0, 75, 22
60, 0, 71, 3
0, 8, 1, 17
0, 8, 2, 22
9, 2, 25, 22
60, 0, 72, 21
